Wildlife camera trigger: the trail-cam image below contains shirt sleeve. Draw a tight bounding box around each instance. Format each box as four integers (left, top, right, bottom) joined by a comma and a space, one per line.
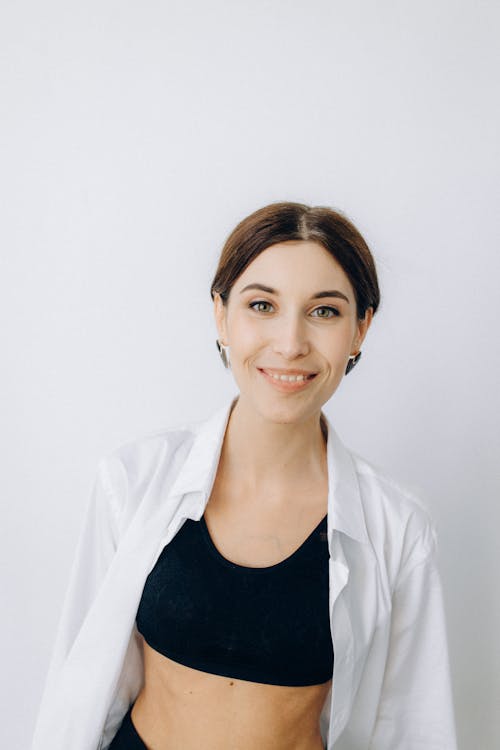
368, 522, 458, 750
32, 456, 123, 742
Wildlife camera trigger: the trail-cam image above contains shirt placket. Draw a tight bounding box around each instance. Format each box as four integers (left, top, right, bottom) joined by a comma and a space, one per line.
327, 534, 355, 748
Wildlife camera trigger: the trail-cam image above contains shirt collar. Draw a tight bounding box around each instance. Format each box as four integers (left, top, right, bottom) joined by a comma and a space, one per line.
168, 393, 369, 546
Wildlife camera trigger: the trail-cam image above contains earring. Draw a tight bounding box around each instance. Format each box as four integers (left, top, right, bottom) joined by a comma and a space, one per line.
345, 350, 362, 375
216, 339, 231, 369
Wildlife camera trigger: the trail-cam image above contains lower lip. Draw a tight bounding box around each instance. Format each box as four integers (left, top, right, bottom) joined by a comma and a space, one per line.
258, 368, 317, 393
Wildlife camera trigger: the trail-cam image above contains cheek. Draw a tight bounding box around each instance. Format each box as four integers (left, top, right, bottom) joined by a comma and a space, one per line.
317, 323, 352, 355
326, 336, 351, 358
228, 320, 261, 358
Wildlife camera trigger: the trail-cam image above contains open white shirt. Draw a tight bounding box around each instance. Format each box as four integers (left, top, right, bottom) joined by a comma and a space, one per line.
31, 394, 457, 750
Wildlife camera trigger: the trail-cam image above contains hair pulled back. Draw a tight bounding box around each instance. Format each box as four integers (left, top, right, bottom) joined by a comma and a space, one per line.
210, 201, 380, 321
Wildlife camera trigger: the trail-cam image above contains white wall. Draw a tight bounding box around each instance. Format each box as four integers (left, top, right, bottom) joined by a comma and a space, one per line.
1, 1, 498, 747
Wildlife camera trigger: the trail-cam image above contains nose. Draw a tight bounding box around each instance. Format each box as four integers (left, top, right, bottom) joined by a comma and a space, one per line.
271, 312, 310, 360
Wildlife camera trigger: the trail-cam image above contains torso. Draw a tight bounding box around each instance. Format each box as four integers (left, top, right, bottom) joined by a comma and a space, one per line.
132, 470, 331, 750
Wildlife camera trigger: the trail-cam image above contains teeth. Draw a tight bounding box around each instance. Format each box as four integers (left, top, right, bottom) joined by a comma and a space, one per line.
266, 371, 309, 382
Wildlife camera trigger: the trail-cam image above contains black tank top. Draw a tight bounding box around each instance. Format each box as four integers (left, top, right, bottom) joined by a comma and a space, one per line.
136, 511, 333, 686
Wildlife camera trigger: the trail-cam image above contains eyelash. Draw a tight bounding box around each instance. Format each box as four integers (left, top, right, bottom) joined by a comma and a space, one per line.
248, 300, 340, 318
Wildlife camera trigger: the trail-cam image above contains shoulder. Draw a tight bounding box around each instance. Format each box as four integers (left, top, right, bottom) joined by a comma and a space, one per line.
97, 415, 203, 520
353, 450, 434, 525
350, 450, 438, 580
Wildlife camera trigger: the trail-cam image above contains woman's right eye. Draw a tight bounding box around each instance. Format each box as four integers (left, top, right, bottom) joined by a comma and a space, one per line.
249, 300, 273, 313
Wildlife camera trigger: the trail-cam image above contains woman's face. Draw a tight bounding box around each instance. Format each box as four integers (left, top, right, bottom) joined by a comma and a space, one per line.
214, 240, 373, 425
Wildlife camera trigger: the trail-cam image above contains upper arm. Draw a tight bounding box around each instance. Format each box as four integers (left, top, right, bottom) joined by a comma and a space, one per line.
38, 456, 124, 702
369, 521, 457, 749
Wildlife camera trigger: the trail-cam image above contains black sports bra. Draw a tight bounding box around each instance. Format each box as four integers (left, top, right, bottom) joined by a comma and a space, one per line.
135, 511, 333, 687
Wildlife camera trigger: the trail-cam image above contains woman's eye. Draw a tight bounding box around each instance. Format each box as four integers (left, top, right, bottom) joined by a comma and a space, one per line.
249, 300, 340, 318
311, 306, 340, 318
249, 300, 273, 313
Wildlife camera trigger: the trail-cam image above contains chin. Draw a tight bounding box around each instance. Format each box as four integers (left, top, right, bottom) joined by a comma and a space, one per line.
256, 395, 320, 423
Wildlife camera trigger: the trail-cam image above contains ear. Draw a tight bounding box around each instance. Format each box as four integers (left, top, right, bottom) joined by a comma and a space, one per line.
213, 292, 228, 344
352, 306, 374, 351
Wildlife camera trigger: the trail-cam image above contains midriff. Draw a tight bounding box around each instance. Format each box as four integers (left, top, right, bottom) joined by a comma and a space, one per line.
131, 636, 331, 750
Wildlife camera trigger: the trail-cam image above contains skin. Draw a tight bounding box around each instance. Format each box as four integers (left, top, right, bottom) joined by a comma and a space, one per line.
213, 239, 373, 504
131, 240, 374, 750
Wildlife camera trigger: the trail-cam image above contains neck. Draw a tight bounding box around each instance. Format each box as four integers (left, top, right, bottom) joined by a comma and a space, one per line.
219, 395, 328, 498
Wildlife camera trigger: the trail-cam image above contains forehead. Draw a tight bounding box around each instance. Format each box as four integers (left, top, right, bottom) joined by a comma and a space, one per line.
234, 241, 352, 292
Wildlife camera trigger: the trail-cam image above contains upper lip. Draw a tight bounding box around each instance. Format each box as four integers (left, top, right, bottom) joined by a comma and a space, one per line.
259, 367, 317, 376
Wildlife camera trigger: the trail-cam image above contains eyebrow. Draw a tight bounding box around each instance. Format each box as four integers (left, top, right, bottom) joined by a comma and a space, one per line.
239, 283, 350, 303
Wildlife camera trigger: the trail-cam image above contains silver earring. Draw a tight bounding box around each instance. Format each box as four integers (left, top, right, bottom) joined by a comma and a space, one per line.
345, 350, 362, 375
216, 339, 231, 369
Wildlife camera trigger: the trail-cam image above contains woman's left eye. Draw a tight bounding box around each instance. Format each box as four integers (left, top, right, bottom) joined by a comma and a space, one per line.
311, 306, 340, 318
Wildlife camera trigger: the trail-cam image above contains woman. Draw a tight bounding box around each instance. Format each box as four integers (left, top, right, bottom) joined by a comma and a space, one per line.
31, 202, 457, 750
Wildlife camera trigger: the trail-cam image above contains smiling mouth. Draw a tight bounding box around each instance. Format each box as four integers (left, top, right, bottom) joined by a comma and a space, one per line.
258, 368, 317, 382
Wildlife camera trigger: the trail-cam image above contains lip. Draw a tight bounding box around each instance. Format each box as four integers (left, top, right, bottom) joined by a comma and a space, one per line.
257, 367, 317, 393
260, 367, 317, 376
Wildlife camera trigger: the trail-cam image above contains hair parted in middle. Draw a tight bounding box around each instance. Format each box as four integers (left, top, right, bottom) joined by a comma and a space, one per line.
210, 201, 381, 321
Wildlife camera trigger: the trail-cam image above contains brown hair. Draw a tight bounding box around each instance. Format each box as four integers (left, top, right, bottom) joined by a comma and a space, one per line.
210, 201, 380, 320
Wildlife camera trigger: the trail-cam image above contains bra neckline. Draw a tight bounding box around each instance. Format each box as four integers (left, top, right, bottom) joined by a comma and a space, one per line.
199, 512, 328, 572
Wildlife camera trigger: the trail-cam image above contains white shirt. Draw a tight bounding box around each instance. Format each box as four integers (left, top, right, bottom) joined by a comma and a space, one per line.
31, 394, 457, 750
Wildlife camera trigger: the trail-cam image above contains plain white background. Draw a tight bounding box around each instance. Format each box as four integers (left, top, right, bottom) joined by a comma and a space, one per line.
1, 1, 499, 748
